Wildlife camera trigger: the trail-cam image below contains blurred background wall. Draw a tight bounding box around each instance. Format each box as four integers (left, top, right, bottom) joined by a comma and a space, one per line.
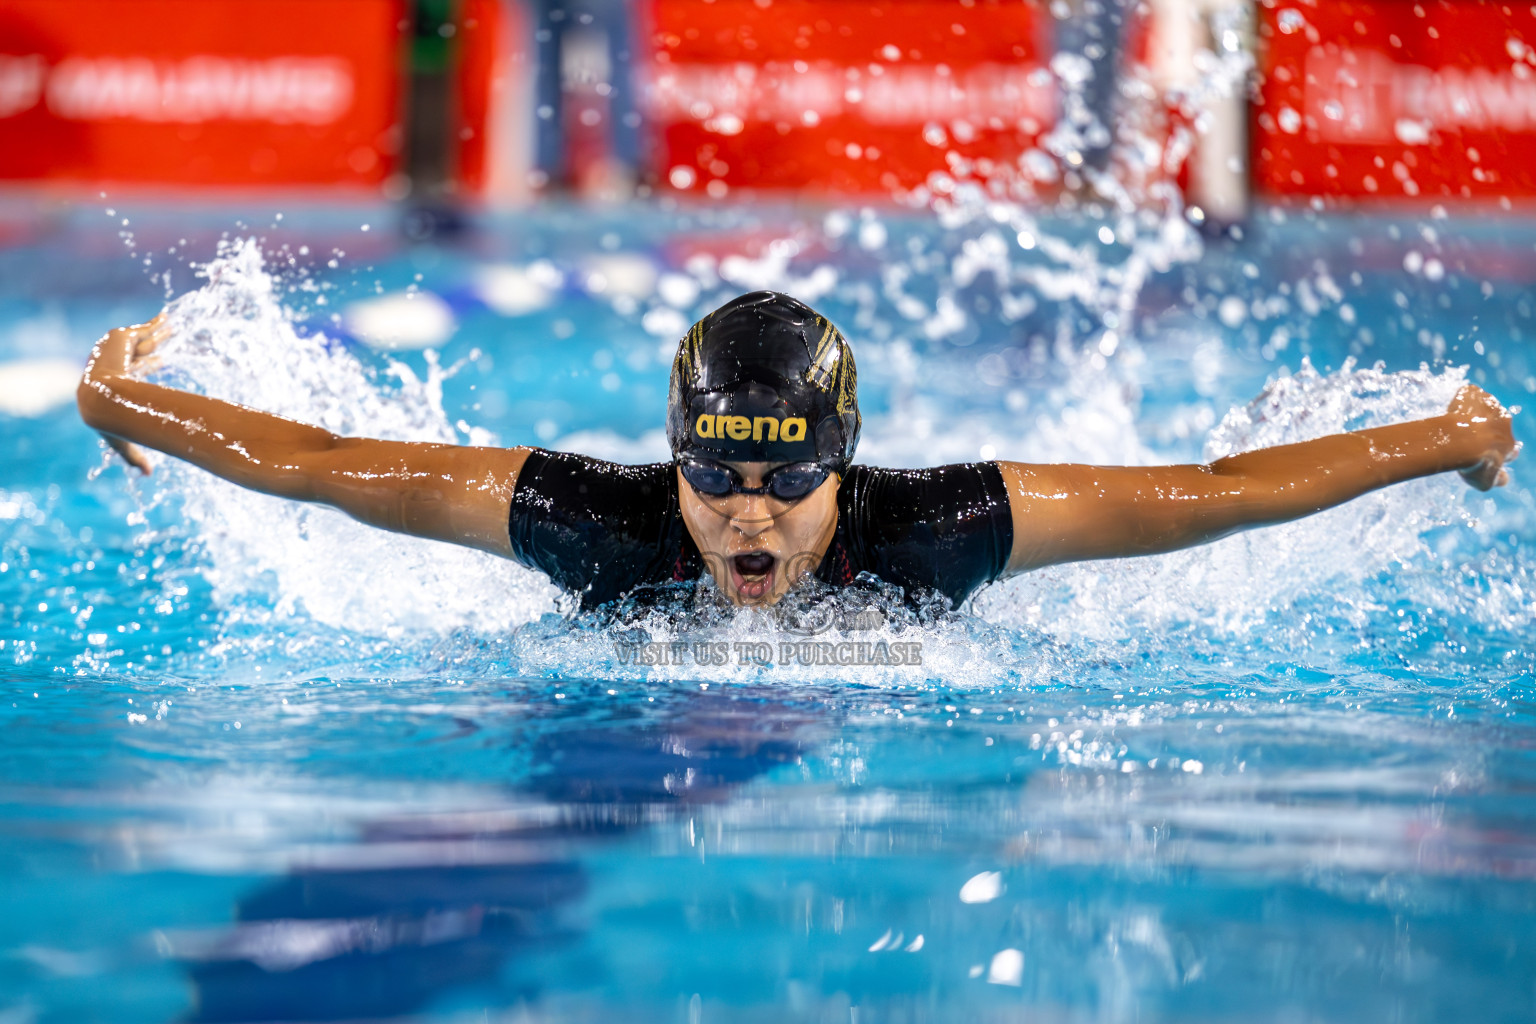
3, 0, 1535, 218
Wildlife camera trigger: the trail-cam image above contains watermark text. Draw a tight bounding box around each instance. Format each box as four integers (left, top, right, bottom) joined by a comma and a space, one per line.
614, 639, 922, 667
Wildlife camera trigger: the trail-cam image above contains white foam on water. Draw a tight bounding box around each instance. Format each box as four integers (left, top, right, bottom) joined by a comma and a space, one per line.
488, 581, 1063, 692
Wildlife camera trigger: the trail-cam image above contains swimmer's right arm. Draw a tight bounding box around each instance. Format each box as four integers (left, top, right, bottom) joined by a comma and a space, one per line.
77, 315, 529, 558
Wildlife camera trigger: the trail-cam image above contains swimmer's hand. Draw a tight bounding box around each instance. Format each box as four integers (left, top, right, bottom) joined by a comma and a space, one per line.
78, 312, 170, 475
1446, 384, 1518, 491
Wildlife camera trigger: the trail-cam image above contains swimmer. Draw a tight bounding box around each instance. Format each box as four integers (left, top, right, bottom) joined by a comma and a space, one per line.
78, 291, 1518, 610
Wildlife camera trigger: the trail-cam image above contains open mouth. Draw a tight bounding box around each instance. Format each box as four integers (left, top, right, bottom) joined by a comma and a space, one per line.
731, 551, 777, 601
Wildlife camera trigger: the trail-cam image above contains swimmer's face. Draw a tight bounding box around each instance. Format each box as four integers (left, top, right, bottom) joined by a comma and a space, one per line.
676, 459, 840, 606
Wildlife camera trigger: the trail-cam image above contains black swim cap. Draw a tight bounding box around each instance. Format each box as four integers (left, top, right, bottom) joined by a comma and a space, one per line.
666, 291, 860, 473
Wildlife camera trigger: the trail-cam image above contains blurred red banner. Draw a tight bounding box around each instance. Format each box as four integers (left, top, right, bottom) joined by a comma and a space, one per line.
1255, 0, 1536, 199
0, 0, 405, 189
641, 0, 1054, 196
454, 0, 535, 201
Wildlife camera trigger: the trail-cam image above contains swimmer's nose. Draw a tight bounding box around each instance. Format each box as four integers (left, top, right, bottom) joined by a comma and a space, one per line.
730, 494, 773, 535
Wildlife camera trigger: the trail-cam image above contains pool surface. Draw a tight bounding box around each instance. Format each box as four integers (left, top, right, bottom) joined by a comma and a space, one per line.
2, 194, 1535, 1022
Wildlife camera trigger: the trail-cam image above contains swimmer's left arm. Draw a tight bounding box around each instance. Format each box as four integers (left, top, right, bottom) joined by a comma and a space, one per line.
998, 384, 1518, 574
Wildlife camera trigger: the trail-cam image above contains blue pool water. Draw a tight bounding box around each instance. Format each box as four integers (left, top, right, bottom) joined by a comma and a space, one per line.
2, 195, 1535, 1023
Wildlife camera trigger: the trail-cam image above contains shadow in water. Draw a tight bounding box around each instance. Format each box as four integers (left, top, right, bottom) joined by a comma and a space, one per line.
178, 691, 817, 1022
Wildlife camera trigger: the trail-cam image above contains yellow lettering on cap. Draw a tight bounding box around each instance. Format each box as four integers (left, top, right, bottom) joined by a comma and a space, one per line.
725, 416, 751, 440
695, 413, 716, 439
780, 417, 807, 442
752, 417, 779, 442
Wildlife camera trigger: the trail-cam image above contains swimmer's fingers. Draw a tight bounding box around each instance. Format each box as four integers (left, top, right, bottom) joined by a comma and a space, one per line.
89, 312, 170, 378
130, 312, 172, 365
1458, 451, 1512, 491
1491, 439, 1522, 489
103, 433, 153, 475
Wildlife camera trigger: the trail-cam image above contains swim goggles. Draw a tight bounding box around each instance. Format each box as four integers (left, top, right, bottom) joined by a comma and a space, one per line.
678, 456, 832, 502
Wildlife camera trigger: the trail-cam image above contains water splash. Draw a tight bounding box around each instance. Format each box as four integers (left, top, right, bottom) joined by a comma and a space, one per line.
974, 359, 1514, 642
899, 0, 1256, 358
126, 236, 1529, 691
147, 239, 560, 636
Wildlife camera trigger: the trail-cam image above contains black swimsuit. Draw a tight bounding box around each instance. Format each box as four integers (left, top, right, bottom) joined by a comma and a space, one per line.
508, 449, 1014, 610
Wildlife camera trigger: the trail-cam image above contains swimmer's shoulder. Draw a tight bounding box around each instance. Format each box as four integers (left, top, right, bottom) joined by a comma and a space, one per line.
839, 461, 1009, 520
509, 450, 684, 606
837, 461, 1013, 603
514, 448, 677, 504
